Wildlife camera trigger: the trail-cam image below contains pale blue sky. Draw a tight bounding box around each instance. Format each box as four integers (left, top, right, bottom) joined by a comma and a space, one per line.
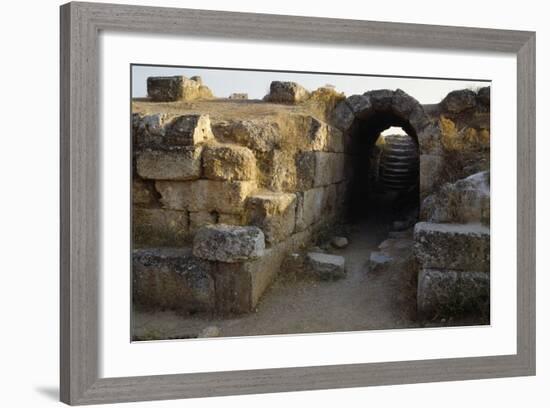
132, 65, 489, 105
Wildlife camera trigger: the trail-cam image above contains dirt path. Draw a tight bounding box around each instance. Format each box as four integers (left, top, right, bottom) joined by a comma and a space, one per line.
133, 218, 421, 340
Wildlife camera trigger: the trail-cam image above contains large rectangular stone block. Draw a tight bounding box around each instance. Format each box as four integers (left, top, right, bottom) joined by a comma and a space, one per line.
155, 179, 256, 214
296, 151, 346, 189
414, 222, 490, 272
245, 192, 296, 245
136, 146, 202, 181
417, 268, 490, 319
133, 208, 189, 247
202, 143, 257, 181
193, 224, 265, 263
295, 187, 324, 231
306, 117, 345, 153
132, 248, 215, 312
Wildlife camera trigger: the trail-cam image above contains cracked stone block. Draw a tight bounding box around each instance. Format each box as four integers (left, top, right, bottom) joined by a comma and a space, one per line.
193, 224, 265, 263
306, 252, 346, 280
245, 192, 296, 245
136, 146, 202, 181
203, 143, 257, 181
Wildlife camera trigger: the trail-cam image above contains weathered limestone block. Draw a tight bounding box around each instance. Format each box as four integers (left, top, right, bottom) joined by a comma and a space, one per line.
306, 252, 346, 280
202, 144, 257, 181
295, 187, 324, 231
136, 146, 202, 181
365, 89, 394, 111
263, 149, 298, 192
422, 171, 490, 225
134, 113, 169, 142
164, 114, 214, 146
414, 222, 490, 272
189, 211, 217, 234
133, 208, 189, 247
265, 81, 310, 104
132, 247, 215, 312
155, 180, 256, 214
211, 238, 292, 313
245, 192, 296, 244
296, 152, 346, 189
417, 268, 490, 319
147, 75, 213, 102
132, 177, 158, 206
226, 120, 282, 153
193, 224, 265, 263
306, 117, 345, 153
440, 89, 477, 113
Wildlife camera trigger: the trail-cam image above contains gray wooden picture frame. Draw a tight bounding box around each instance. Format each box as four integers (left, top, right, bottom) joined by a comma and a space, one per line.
60, 1, 536, 405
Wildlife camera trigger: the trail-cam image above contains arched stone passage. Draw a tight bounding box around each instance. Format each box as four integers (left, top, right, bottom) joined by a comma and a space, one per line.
331, 89, 443, 203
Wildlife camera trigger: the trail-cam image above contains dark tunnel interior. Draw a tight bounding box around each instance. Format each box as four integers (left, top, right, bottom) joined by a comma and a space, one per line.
347, 111, 420, 224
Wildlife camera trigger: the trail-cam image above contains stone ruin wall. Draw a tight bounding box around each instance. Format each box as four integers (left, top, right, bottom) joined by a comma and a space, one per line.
132, 76, 491, 320
132, 79, 352, 314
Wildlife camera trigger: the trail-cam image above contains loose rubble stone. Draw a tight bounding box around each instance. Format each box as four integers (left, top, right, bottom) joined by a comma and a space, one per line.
306, 252, 346, 280
136, 146, 202, 180
245, 192, 296, 244
368, 251, 394, 274
417, 268, 490, 319
132, 247, 214, 311
331, 236, 349, 248
164, 114, 214, 146
193, 224, 265, 263
421, 171, 490, 225
203, 143, 257, 181
414, 222, 490, 272
155, 180, 256, 214
265, 81, 310, 103
133, 208, 189, 247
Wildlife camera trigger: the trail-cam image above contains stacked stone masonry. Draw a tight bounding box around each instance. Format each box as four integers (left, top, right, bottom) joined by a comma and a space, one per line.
132, 82, 352, 313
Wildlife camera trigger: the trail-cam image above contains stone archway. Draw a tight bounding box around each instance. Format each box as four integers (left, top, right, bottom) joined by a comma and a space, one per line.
331, 89, 443, 201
